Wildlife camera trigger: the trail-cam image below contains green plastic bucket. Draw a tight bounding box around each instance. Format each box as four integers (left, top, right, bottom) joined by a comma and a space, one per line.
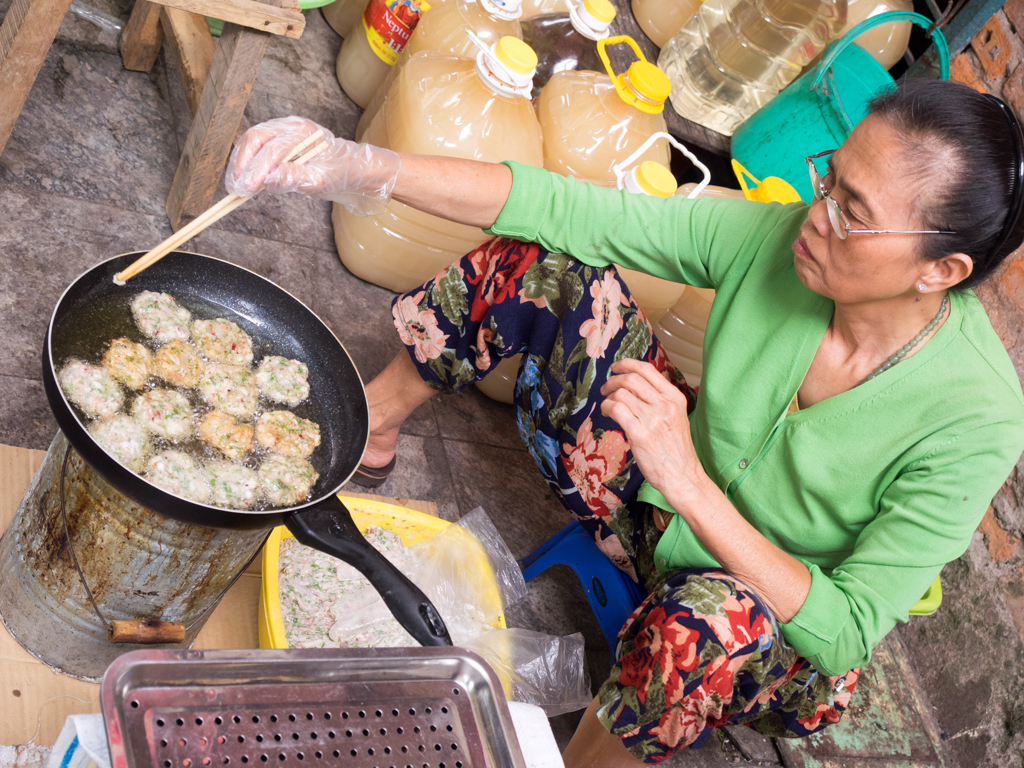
731, 12, 950, 203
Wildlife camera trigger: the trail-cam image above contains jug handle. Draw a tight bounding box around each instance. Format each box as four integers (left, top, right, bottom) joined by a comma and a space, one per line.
612, 132, 711, 199
813, 11, 950, 93
731, 160, 760, 201
598, 36, 664, 115
597, 34, 647, 81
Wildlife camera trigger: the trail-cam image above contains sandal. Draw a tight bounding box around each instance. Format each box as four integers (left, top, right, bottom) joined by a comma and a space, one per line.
348, 455, 398, 488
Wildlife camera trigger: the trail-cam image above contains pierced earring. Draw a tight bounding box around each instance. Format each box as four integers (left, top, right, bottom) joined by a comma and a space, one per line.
918, 283, 927, 292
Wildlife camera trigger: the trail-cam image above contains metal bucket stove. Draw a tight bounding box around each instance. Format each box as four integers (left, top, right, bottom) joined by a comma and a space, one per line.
0, 432, 267, 681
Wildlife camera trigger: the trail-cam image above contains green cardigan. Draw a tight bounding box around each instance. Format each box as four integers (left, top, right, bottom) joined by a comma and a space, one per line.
486, 162, 1024, 675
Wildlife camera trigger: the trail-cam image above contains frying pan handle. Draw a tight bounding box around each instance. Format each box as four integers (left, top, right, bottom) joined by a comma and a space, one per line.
285, 496, 453, 647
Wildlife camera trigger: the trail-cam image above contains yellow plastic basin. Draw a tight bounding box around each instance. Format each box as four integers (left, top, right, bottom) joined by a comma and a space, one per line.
259, 494, 507, 650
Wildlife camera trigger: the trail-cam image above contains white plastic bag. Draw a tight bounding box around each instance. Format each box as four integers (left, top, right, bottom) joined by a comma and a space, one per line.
462, 628, 593, 717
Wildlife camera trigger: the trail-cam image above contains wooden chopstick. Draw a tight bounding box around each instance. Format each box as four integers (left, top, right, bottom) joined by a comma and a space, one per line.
114, 130, 329, 284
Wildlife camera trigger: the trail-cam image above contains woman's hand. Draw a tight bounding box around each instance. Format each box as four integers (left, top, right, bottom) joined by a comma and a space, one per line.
225, 116, 401, 215
599, 358, 706, 497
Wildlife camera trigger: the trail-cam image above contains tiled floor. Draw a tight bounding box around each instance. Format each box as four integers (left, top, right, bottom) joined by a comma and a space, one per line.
0, 3, 954, 765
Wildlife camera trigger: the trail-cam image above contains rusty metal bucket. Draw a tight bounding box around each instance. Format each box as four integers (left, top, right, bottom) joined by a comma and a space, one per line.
0, 433, 267, 681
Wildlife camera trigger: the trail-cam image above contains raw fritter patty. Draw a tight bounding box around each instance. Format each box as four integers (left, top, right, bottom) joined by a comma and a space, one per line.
258, 454, 319, 507
256, 356, 310, 406
131, 291, 191, 342
154, 340, 204, 388
256, 410, 321, 458
89, 415, 151, 472
198, 364, 258, 418
58, 359, 124, 419
145, 450, 211, 503
102, 338, 152, 390
205, 461, 259, 509
131, 388, 193, 441
199, 411, 254, 460
192, 318, 253, 366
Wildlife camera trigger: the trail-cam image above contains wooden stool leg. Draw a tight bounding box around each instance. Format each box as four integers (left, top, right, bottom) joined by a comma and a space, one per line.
0, 0, 75, 157
160, 6, 216, 116
165, 22, 270, 231
121, 0, 166, 73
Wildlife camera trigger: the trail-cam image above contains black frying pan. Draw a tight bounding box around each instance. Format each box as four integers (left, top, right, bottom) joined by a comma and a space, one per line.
42, 251, 451, 647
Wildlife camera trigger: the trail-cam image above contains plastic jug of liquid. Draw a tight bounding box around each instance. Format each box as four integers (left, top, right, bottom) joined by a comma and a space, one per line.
536, 36, 672, 187
657, 0, 847, 135
323, 0, 370, 38
631, 0, 702, 48
335, 37, 544, 293
654, 161, 800, 387
839, 0, 912, 70
520, 0, 561, 19
610, 133, 714, 325
357, 0, 523, 140
520, 0, 615, 95
336, 0, 432, 108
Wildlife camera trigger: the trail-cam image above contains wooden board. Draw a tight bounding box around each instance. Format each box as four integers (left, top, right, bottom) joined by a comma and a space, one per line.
160, 5, 217, 117
0, 442, 437, 747
120, 0, 166, 74
147, 0, 305, 40
164, 18, 273, 230
0, 0, 76, 157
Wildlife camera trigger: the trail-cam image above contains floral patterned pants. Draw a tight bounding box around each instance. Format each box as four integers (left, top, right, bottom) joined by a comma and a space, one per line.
391, 238, 858, 763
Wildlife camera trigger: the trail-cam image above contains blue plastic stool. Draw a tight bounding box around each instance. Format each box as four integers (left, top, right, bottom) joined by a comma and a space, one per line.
520, 520, 647, 654
519, 521, 731, 748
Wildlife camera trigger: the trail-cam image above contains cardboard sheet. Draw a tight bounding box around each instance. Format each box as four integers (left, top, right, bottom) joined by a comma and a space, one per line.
0, 442, 437, 747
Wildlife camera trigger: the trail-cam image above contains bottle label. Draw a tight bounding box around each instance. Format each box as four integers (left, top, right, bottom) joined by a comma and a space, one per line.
362, 0, 431, 66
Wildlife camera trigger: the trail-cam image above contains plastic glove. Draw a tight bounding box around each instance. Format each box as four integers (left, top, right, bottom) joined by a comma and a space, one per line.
225, 116, 401, 216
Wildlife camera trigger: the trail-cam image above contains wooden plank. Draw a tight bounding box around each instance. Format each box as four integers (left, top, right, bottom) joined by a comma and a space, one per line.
148, 0, 305, 39
120, 0, 165, 73
164, 19, 274, 230
0, 0, 75, 157
0, 442, 100, 749
160, 5, 216, 116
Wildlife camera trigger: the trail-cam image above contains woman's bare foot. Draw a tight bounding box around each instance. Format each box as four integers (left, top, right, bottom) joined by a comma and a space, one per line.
361, 352, 436, 469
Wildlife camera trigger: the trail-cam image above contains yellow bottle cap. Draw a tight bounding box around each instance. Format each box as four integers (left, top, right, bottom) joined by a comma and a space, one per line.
635, 161, 677, 198
623, 61, 671, 114
583, 0, 615, 24
494, 37, 538, 76
749, 176, 801, 204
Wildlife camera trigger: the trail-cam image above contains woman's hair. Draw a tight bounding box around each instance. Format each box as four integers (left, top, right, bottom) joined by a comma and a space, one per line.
868, 79, 1024, 288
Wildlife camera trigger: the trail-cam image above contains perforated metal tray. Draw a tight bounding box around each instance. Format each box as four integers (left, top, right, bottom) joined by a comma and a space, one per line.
101, 649, 524, 768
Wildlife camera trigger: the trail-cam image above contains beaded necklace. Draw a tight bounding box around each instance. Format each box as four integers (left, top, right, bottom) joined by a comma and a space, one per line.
859, 293, 949, 385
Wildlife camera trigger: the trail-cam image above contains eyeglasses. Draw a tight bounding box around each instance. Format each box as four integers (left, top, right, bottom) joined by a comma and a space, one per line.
805, 149, 957, 241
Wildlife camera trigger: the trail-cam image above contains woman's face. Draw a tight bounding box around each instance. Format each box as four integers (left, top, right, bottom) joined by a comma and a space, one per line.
792, 114, 938, 304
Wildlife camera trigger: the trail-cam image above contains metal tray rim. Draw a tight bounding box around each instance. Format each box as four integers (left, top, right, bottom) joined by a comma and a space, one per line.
100, 648, 524, 768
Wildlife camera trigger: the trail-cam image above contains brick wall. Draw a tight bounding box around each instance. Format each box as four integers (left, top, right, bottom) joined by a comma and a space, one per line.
897, 5, 1024, 764
947, 2, 1024, 646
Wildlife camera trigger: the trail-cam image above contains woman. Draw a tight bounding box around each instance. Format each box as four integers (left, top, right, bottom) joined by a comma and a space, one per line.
227, 80, 1024, 765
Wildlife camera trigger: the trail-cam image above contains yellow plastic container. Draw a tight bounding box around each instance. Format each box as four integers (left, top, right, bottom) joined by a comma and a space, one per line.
259, 494, 506, 650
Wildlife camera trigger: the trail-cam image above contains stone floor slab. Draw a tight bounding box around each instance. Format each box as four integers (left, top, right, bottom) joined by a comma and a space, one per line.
432, 386, 528, 452
343, 433, 459, 522
0, 42, 178, 218
777, 633, 951, 768
0, 376, 58, 451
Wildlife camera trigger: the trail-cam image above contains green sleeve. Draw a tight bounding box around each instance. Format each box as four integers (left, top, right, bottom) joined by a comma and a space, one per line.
485, 161, 804, 290
780, 419, 1024, 675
